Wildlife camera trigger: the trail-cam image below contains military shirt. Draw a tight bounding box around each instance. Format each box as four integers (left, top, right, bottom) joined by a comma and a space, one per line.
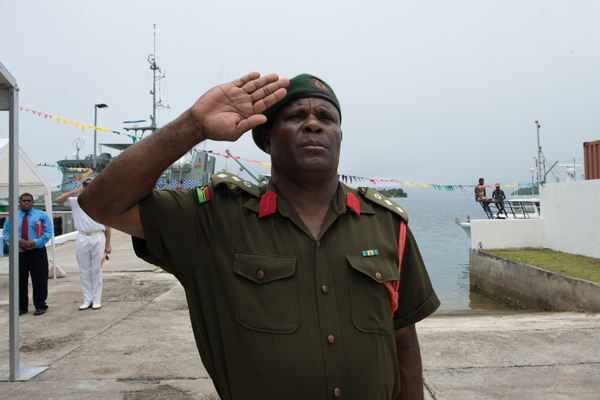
133, 172, 440, 400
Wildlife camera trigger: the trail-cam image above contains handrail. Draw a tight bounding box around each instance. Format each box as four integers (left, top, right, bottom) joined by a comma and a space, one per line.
478, 199, 540, 220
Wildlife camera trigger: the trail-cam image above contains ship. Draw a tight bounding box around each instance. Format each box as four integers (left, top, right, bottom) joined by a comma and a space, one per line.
54, 26, 217, 206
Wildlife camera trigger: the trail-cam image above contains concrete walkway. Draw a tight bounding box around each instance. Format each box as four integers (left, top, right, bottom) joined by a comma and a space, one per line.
0, 231, 598, 399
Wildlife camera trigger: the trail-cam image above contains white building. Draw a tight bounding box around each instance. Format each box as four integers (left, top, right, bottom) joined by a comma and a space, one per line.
471, 179, 600, 259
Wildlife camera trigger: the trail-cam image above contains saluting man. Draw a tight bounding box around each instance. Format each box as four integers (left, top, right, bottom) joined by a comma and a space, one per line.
56, 177, 111, 310
80, 72, 439, 400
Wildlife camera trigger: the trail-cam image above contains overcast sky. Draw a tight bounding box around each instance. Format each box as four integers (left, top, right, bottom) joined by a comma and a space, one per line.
1, 0, 598, 198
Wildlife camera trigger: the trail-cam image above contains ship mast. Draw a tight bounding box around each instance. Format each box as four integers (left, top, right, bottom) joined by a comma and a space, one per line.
124, 24, 169, 139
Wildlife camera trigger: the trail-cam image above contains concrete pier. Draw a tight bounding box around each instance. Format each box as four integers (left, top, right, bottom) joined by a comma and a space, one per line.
470, 249, 600, 312
1, 230, 599, 399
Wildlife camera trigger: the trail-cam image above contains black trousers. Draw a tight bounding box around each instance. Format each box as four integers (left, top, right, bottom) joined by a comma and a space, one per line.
19, 247, 49, 311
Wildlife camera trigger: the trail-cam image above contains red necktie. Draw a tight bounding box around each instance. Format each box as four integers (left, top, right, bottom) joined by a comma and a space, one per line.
21, 212, 29, 251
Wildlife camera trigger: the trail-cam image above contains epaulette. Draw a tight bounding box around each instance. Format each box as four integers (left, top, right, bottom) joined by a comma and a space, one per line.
357, 187, 408, 223
211, 171, 262, 198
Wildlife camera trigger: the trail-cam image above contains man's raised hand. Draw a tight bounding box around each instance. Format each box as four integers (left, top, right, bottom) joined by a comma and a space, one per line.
190, 72, 289, 143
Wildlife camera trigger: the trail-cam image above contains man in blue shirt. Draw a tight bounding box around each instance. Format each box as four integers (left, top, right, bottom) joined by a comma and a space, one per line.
2, 193, 53, 315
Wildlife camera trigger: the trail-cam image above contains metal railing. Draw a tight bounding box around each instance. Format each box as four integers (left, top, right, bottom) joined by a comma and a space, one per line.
478, 199, 540, 220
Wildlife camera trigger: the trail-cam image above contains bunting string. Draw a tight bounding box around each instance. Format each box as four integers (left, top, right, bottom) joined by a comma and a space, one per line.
212, 152, 271, 169
339, 175, 536, 191
46, 168, 93, 190
24, 108, 538, 191
20, 106, 139, 142
36, 155, 538, 192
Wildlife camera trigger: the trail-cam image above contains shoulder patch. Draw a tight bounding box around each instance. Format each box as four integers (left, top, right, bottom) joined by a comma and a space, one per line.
357, 187, 408, 222
196, 186, 211, 204
211, 171, 262, 198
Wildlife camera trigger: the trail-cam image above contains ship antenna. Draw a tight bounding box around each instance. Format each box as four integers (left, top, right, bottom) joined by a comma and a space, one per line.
124, 24, 169, 140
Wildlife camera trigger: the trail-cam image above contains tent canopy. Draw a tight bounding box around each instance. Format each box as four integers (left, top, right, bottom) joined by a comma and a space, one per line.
0, 138, 56, 274
0, 138, 52, 198
0, 138, 55, 254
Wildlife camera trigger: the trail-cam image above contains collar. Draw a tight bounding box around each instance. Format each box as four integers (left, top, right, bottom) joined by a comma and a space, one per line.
244, 180, 375, 218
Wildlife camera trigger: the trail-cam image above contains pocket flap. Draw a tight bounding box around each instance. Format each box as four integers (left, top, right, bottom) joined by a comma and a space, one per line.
234, 252, 296, 284
346, 255, 400, 283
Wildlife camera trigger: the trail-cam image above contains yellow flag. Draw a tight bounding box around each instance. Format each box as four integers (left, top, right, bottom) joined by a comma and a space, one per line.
75, 122, 80, 130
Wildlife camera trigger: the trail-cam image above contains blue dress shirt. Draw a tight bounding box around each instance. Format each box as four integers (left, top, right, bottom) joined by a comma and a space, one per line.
2, 208, 53, 253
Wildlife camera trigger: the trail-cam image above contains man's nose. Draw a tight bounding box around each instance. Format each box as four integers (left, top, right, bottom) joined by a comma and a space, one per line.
302, 114, 323, 133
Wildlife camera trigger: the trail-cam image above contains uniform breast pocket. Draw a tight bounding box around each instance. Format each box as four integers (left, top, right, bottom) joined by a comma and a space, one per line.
346, 255, 400, 334
233, 252, 298, 334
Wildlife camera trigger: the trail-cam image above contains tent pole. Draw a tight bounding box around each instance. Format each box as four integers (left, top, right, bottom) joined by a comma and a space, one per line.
0, 61, 49, 382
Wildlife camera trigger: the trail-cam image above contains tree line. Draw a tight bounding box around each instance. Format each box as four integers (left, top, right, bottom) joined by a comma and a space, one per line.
371, 188, 407, 198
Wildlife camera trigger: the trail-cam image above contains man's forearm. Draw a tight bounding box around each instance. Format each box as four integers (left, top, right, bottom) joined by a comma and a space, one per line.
395, 325, 424, 400
79, 109, 202, 229
55, 187, 81, 205
104, 226, 111, 247
79, 73, 288, 237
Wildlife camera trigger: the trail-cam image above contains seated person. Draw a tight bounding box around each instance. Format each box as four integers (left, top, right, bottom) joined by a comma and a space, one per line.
474, 178, 493, 212
492, 183, 506, 216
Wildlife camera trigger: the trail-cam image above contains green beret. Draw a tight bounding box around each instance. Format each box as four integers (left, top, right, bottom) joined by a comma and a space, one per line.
252, 73, 341, 152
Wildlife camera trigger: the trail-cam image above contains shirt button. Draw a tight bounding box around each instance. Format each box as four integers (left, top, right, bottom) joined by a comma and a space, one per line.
321, 285, 329, 294
316, 241, 322, 248
333, 388, 341, 397
327, 335, 335, 344
256, 270, 265, 280
375, 272, 383, 280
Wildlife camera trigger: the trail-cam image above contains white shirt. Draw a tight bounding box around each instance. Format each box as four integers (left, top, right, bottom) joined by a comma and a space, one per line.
64, 197, 105, 233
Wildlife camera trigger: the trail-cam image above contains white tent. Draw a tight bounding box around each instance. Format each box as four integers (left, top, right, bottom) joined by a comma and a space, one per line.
0, 138, 56, 275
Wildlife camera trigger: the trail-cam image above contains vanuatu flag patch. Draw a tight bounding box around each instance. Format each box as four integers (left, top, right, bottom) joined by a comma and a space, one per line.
196, 187, 211, 204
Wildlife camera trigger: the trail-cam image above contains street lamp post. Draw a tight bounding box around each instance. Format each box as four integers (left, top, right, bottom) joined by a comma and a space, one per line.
93, 103, 108, 171
535, 120, 541, 184
528, 165, 536, 198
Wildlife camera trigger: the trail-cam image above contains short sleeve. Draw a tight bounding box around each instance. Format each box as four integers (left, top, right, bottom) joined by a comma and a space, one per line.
133, 188, 213, 279
392, 226, 440, 329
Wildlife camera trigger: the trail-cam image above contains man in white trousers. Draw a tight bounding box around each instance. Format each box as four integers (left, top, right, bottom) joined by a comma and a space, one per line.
55, 177, 111, 310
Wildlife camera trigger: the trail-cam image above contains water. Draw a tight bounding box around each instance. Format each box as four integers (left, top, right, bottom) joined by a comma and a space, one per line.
396, 196, 510, 311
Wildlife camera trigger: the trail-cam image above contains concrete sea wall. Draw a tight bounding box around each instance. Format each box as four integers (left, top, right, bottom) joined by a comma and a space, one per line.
470, 249, 600, 312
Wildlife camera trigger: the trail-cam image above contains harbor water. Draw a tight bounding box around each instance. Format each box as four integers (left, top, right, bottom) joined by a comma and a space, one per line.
397, 196, 511, 311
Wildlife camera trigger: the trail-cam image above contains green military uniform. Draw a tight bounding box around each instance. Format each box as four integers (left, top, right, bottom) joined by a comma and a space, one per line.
133, 172, 440, 400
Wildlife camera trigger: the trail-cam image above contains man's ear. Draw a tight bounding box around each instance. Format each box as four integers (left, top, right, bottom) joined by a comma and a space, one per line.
262, 128, 272, 154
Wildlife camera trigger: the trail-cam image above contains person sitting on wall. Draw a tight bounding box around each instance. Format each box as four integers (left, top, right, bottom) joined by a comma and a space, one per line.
492, 183, 506, 217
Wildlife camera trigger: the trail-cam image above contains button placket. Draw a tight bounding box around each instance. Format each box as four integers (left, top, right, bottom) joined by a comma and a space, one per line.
314, 235, 346, 399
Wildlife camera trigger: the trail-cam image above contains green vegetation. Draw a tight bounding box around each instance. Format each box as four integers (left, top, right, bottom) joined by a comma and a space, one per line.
486, 248, 600, 284
511, 186, 539, 196
372, 188, 407, 198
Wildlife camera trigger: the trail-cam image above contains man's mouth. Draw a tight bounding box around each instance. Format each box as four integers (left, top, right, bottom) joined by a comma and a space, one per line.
301, 140, 326, 149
